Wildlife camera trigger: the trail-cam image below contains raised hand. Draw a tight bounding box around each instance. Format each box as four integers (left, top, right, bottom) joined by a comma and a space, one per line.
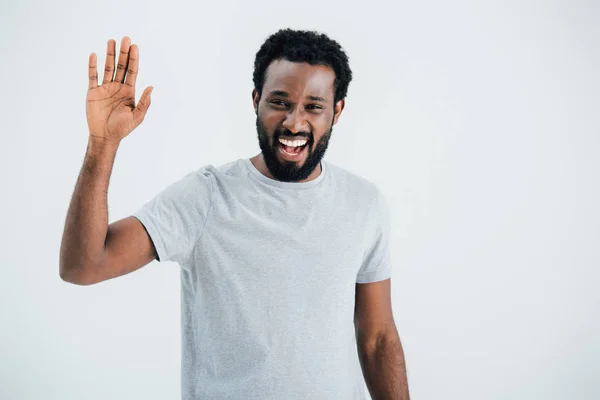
86, 36, 153, 145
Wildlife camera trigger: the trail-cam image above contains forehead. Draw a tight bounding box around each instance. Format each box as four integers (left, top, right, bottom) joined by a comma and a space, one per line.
263, 59, 336, 101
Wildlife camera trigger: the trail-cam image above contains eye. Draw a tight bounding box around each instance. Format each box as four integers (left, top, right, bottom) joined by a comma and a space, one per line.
270, 100, 288, 107
306, 104, 323, 110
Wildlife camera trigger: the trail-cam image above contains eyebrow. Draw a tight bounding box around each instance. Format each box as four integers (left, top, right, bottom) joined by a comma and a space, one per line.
269, 90, 327, 103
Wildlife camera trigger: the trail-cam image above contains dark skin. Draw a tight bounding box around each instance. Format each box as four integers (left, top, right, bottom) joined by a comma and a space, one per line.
250, 59, 409, 399
250, 59, 345, 182
61, 36, 408, 398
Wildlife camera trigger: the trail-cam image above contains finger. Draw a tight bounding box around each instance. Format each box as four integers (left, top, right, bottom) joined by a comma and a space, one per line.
133, 86, 153, 127
102, 39, 116, 85
114, 36, 131, 84
88, 53, 98, 90
124, 44, 138, 89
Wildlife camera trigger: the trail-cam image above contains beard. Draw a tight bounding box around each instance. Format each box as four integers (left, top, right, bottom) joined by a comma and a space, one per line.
255, 115, 333, 182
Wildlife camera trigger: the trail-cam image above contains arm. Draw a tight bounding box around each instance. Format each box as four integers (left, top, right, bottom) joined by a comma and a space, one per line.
59, 139, 157, 285
59, 138, 118, 283
355, 279, 410, 400
59, 36, 155, 285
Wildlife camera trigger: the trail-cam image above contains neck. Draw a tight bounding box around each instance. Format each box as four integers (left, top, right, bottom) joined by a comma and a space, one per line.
249, 153, 322, 183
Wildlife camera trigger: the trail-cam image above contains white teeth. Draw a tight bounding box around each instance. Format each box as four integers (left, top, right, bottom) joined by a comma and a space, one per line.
278, 138, 307, 147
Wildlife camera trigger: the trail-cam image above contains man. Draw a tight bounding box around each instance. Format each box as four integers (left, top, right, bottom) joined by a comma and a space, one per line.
60, 29, 409, 400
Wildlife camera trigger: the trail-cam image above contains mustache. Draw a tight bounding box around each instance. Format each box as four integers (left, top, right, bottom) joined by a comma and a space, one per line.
275, 131, 311, 141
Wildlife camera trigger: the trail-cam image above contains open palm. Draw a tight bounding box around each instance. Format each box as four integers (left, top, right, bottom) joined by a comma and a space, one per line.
86, 36, 153, 144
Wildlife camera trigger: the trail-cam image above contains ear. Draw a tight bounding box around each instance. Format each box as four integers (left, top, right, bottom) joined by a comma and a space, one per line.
252, 88, 260, 115
332, 98, 346, 125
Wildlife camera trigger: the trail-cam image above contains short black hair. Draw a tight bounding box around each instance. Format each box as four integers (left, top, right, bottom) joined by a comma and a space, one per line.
253, 28, 353, 104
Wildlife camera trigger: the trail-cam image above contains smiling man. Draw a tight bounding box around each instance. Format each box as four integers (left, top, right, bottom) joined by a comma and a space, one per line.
252, 58, 340, 182
61, 29, 409, 399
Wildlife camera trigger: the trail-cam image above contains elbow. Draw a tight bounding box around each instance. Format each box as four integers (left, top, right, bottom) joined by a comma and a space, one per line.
59, 264, 97, 286
59, 249, 100, 286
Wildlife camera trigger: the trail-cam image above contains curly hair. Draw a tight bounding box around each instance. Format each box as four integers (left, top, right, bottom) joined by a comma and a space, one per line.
253, 28, 353, 104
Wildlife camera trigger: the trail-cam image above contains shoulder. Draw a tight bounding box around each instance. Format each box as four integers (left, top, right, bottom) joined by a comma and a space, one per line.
325, 160, 381, 202
196, 158, 250, 181
180, 158, 244, 185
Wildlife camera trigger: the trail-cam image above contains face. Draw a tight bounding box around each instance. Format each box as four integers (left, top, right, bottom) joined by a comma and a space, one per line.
253, 59, 345, 182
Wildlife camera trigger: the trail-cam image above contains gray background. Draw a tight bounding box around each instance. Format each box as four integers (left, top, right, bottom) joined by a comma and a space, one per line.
0, 0, 598, 399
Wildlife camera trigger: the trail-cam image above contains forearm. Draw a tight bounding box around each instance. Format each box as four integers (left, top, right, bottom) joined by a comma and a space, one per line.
59, 137, 119, 281
357, 333, 410, 400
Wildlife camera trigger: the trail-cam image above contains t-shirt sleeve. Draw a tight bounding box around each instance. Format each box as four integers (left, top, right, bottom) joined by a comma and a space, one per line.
131, 167, 215, 266
356, 185, 392, 284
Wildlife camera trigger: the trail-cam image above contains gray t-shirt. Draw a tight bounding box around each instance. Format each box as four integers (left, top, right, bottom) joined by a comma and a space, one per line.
133, 157, 391, 400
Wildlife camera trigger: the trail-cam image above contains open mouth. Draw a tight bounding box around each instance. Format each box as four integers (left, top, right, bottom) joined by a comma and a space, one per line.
277, 138, 309, 159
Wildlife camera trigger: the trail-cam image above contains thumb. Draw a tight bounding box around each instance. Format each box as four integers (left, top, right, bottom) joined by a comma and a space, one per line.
133, 86, 153, 126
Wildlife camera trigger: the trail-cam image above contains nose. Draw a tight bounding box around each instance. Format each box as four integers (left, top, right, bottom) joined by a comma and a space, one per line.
281, 107, 309, 134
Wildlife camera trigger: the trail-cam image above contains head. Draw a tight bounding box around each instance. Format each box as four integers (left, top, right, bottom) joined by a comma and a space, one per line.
252, 28, 353, 182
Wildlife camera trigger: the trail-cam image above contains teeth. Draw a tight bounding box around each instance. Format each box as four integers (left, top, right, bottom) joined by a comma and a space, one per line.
278, 138, 307, 147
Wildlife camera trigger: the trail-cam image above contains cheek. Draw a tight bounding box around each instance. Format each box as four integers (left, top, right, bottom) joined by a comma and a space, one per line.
258, 111, 280, 131
316, 111, 334, 127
